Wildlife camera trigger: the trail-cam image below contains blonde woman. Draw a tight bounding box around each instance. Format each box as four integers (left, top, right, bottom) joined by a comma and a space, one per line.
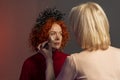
56, 2, 120, 80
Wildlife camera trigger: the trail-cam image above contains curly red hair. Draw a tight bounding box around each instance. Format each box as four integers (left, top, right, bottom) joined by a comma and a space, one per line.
29, 18, 69, 52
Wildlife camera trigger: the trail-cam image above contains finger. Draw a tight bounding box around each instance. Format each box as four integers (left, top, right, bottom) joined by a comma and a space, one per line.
41, 48, 52, 58
48, 42, 52, 56
48, 42, 52, 50
37, 43, 42, 50
37, 41, 48, 50
42, 41, 48, 48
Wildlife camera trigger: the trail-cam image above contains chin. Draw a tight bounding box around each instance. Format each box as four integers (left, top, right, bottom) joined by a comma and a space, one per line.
53, 46, 60, 49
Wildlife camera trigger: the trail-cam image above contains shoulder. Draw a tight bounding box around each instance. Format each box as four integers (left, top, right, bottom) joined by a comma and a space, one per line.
109, 47, 120, 60
64, 53, 81, 71
67, 51, 89, 64
22, 52, 45, 67
69, 51, 86, 60
57, 51, 69, 56
111, 46, 120, 51
60, 52, 69, 57
66, 53, 80, 65
109, 46, 120, 54
53, 50, 69, 59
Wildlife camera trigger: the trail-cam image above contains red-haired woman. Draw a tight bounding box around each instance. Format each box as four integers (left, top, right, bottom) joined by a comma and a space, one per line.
19, 8, 69, 80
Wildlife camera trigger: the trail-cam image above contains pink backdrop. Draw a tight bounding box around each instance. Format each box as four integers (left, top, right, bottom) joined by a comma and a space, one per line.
0, 0, 120, 80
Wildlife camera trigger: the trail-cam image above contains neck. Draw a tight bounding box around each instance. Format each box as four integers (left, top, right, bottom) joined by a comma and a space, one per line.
52, 48, 61, 53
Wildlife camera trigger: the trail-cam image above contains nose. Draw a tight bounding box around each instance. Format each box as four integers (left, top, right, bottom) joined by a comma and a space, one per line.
55, 33, 60, 40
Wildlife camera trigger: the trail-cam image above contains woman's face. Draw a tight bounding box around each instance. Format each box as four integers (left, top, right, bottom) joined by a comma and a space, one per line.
48, 23, 62, 49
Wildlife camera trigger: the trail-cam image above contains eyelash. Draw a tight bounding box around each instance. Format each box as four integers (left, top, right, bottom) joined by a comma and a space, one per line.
50, 32, 62, 35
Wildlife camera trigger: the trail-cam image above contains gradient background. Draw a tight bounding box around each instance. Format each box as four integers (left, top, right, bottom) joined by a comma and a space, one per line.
0, 0, 120, 80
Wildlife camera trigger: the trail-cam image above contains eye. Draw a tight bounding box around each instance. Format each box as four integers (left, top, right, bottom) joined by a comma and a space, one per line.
49, 31, 56, 36
59, 32, 62, 35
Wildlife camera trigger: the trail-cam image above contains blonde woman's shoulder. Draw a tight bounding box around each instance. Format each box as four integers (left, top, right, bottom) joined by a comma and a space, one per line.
107, 46, 120, 59
110, 46, 120, 53
69, 50, 88, 59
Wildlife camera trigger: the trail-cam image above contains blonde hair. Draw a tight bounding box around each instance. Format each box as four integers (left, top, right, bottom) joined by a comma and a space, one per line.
69, 2, 111, 51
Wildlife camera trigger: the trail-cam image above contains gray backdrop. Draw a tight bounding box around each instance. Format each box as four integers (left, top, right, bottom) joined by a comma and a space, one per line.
0, 0, 120, 80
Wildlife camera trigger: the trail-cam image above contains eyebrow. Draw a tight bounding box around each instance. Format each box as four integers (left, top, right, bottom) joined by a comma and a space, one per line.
49, 31, 62, 32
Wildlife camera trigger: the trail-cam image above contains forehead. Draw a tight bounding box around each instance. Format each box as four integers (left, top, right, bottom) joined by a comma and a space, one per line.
50, 23, 62, 31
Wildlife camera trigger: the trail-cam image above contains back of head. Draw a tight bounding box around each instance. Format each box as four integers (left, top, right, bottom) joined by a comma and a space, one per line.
69, 2, 111, 51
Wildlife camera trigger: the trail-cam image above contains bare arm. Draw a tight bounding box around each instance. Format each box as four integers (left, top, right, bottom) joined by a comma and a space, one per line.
38, 41, 55, 80
56, 56, 76, 80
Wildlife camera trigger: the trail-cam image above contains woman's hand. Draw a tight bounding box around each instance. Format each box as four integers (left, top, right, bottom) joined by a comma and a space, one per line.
37, 41, 52, 61
37, 41, 55, 80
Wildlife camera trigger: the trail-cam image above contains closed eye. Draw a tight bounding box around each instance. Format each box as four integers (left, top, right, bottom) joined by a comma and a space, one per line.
49, 31, 56, 35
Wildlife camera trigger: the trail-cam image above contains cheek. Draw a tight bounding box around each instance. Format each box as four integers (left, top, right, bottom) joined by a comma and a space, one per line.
60, 36, 62, 40
49, 35, 55, 42
59, 35, 62, 41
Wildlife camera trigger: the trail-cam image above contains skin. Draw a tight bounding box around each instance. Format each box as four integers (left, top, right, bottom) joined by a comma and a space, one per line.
48, 23, 62, 49
39, 23, 63, 80
38, 23, 63, 57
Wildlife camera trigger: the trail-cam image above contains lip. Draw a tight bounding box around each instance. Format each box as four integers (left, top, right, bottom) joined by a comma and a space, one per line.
54, 42, 60, 45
